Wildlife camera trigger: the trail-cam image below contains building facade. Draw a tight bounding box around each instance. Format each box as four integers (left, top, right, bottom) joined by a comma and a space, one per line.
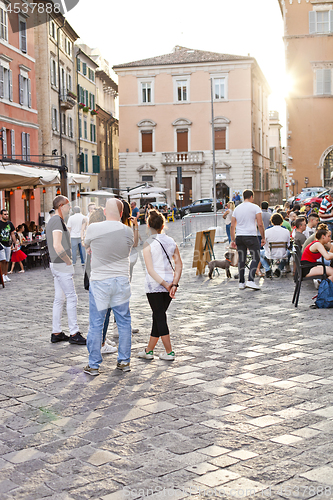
0, 0, 40, 226
113, 46, 271, 206
279, 0, 333, 193
34, 11, 79, 207
75, 44, 98, 191
91, 48, 119, 191
268, 110, 286, 204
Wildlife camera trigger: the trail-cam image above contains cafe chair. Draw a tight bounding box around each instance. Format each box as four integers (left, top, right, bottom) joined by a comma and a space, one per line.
292, 245, 326, 307
26, 240, 49, 269
265, 242, 289, 278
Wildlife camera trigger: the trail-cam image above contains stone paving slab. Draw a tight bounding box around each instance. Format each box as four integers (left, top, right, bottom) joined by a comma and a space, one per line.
2, 220, 333, 498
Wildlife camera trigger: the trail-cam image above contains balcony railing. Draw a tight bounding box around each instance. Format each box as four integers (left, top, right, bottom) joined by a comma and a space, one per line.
162, 151, 204, 164
60, 91, 76, 109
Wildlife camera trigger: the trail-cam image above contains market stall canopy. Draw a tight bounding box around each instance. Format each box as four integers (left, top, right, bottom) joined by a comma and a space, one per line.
79, 190, 115, 197
0, 163, 91, 190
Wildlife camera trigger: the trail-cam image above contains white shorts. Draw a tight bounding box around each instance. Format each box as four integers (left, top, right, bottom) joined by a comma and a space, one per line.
0, 246, 11, 262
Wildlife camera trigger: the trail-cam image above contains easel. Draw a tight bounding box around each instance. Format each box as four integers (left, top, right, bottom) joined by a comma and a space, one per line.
192, 229, 216, 275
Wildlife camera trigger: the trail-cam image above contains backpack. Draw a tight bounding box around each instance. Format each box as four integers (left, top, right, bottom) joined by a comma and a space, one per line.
315, 278, 333, 308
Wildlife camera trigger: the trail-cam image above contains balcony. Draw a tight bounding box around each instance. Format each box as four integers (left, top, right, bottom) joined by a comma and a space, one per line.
60, 91, 76, 110
162, 151, 204, 165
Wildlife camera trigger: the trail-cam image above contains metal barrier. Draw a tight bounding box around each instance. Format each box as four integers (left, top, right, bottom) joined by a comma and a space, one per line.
181, 213, 227, 246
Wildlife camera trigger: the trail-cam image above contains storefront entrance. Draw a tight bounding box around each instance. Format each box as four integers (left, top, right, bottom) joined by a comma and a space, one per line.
216, 182, 229, 205
176, 176, 192, 208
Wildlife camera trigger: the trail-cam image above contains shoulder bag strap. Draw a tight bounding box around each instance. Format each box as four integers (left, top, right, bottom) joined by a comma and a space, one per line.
154, 238, 175, 272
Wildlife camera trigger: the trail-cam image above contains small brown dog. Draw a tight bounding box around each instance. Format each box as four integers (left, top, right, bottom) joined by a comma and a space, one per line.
208, 250, 238, 279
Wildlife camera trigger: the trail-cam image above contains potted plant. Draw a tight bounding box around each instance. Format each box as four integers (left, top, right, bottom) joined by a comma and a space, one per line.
67, 91, 77, 100
79, 102, 85, 109
82, 106, 90, 113
90, 109, 99, 116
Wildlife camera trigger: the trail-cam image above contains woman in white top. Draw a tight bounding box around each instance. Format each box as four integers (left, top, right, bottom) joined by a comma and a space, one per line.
139, 210, 182, 361
223, 201, 235, 243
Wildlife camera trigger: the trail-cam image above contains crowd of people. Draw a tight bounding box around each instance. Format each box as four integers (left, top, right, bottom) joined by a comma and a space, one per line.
227, 188, 333, 289
45, 195, 182, 375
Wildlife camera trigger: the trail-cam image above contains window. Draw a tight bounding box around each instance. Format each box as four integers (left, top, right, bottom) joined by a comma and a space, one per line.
19, 74, 31, 107
52, 107, 58, 131
309, 10, 333, 34
141, 82, 151, 103
142, 175, 153, 182
19, 19, 27, 53
78, 116, 82, 138
89, 93, 95, 110
90, 123, 96, 143
2, 127, 6, 156
60, 67, 66, 96
49, 19, 56, 39
68, 116, 73, 138
141, 131, 153, 152
84, 118, 87, 139
50, 59, 57, 86
214, 78, 225, 100
21, 132, 30, 160
266, 172, 269, 191
10, 129, 15, 158
88, 68, 95, 82
316, 68, 331, 95
66, 39, 71, 57
177, 129, 188, 152
0, 6, 7, 41
77, 57, 81, 72
82, 62, 87, 76
84, 150, 88, 172
0, 66, 13, 101
214, 128, 226, 150
177, 80, 188, 102
61, 113, 66, 135
67, 73, 72, 91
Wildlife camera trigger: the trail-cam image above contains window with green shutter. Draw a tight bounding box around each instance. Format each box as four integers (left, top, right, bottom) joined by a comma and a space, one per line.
79, 152, 84, 172
77, 58, 81, 71
82, 62, 87, 76
84, 153, 88, 172
92, 155, 100, 173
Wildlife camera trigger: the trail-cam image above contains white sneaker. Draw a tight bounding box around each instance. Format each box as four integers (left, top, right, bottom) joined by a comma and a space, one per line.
105, 339, 117, 347
159, 351, 175, 361
246, 280, 260, 290
3, 275, 10, 282
101, 344, 117, 354
138, 349, 154, 360
239, 282, 246, 290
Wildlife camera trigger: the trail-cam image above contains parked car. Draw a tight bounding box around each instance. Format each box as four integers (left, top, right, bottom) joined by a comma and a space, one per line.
304, 189, 329, 206
180, 198, 223, 217
289, 187, 325, 207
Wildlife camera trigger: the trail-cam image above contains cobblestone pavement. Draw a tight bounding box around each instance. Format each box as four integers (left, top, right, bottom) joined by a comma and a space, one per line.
1, 220, 333, 500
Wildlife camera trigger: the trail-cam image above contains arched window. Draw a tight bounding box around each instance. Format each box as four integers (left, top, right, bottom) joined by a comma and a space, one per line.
324, 150, 333, 185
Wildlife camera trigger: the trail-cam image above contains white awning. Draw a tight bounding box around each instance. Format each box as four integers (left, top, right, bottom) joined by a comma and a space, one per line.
0, 163, 91, 190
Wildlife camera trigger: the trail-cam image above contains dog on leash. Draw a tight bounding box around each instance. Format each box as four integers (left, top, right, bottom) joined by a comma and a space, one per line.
208, 250, 238, 279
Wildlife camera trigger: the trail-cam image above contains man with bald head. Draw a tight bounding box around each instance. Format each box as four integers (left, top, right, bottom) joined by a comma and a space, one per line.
84, 198, 134, 375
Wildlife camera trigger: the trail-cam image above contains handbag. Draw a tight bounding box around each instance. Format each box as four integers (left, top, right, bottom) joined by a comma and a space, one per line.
315, 278, 333, 308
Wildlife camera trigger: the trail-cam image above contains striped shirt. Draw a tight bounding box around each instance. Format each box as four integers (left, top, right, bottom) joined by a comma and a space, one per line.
319, 196, 333, 223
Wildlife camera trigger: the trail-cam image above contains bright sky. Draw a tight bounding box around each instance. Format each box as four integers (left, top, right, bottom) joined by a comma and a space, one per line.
67, 0, 286, 142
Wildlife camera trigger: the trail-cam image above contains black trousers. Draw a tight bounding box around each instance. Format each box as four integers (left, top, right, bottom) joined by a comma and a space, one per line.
235, 235, 260, 283
147, 292, 172, 338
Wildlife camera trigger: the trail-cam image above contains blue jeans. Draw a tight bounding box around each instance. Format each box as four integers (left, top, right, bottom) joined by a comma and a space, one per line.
226, 224, 231, 243
71, 238, 86, 265
260, 249, 289, 272
87, 277, 131, 369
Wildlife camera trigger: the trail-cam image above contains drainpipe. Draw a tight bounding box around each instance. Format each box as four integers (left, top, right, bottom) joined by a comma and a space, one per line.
57, 19, 65, 159
76, 48, 82, 172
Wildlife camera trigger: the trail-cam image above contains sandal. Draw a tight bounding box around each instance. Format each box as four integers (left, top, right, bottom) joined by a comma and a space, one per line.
256, 271, 265, 277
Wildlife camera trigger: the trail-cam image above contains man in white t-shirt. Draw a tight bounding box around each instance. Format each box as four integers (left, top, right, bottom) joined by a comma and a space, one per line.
230, 189, 265, 290
260, 213, 290, 278
67, 206, 87, 265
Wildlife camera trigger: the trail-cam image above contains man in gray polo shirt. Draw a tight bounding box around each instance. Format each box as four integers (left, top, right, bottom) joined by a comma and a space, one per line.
84, 198, 134, 375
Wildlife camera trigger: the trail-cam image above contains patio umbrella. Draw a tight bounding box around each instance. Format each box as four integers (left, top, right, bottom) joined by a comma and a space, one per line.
79, 190, 115, 197
0, 163, 57, 189
122, 185, 169, 197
